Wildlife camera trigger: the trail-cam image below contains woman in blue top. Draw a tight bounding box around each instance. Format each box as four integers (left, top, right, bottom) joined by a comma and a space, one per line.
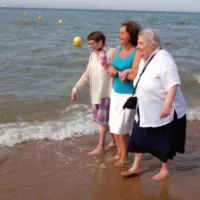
107, 21, 141, 167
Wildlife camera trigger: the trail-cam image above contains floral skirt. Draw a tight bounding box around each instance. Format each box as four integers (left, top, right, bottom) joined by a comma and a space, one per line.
92, 98, 110, 126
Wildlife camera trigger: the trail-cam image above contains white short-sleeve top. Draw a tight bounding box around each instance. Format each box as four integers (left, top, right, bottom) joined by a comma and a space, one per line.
134, 49, 187, 127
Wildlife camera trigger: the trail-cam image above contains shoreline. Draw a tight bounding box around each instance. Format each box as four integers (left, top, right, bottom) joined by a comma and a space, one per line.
0, 121, 199, 199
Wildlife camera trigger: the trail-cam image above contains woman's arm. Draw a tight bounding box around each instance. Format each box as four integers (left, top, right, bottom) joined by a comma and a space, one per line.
127, 51, 141, 81
72, 70, 89, 92
119, 50, 141, 82
71, 55, 91, 101
159, 85, 179, 119
159, 51, 181, 118
107, 47, 120, 77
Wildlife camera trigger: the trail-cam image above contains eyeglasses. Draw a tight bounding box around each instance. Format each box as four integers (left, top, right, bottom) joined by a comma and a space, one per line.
88, 41, 97, 46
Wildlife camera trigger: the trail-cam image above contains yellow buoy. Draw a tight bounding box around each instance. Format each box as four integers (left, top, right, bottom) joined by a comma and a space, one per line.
73, 37, 82, 48
24, 12, 28, 17
38, 16, 42, 20
58, 19, 64, 24
185, 16, 189, 20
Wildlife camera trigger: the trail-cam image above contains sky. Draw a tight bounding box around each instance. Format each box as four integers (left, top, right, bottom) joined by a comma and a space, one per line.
1, 0, 200, 12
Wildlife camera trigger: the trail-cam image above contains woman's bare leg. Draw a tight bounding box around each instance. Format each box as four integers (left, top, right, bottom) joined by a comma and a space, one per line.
88, 125, 109, 155
114, 134, 129, 167
121, 153, 143, 176
107, 133, 116, 148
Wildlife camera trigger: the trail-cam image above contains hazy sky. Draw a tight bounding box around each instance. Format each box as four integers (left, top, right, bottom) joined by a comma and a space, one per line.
2, 0, 200, 12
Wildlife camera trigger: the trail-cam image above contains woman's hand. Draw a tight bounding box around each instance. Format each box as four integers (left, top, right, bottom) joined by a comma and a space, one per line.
159, 104, 171, 119
119, 69, 131, 82
71, 88, 78, 101
107, 67, 118, 77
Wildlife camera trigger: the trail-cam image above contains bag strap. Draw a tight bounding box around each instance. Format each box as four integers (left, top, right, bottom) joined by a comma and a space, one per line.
133, 51, 158, 94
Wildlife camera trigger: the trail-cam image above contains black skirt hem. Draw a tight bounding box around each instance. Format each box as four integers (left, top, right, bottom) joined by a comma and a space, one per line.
128, 115, 187, 163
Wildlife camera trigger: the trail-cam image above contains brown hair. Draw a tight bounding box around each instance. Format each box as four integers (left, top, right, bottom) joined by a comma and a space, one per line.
87, 31, 106, 45
121, 21, 141, 46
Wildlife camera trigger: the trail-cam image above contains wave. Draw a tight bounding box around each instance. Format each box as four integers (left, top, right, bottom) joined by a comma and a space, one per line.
15, 21, 38, 26
0, 104, 98, 147
180, 72, 200, 89
31, 47, 52, 53
187, 108, 200, 121
172, 21, 190, 25
0, 104, 199, 147
194, 75, 200, 84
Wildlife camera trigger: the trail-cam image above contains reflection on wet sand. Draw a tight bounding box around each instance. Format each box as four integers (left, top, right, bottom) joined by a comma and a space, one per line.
92, 174, 179, 200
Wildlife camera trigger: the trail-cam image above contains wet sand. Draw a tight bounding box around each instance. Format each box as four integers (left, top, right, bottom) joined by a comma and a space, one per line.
0, 121, 200, 200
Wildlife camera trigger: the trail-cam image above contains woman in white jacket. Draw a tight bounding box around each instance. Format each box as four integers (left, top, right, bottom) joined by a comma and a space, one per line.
71, 31, 115, 155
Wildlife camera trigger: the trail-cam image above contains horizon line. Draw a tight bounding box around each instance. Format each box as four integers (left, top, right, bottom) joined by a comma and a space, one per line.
1, 6, 200, 14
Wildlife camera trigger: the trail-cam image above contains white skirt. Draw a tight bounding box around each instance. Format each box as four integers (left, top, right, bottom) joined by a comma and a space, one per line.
109, 89, 135, 135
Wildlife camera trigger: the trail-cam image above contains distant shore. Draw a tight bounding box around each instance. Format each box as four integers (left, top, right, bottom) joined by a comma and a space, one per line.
1, 7, 199, 14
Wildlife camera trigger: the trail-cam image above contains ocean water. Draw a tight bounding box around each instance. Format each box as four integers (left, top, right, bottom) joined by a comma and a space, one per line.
0, 8, 200, 147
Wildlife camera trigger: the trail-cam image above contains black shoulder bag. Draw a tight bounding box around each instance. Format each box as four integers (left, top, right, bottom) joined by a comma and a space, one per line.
123, 52, 158, 110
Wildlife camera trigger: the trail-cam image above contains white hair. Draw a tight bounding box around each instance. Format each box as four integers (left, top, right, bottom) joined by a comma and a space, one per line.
139, 29, 162, 49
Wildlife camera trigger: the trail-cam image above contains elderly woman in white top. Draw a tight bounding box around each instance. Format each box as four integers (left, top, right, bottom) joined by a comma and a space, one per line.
71, 31, 115, 155
121, 29, 187, 180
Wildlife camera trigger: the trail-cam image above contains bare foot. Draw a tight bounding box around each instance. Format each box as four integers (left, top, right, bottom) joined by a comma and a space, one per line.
106, 141, 116, 149
106, 155, 120, 162
152, 169, 169, 181
114, 159, 129, 168
87, 148, 104, 156
121, 168, 143, 177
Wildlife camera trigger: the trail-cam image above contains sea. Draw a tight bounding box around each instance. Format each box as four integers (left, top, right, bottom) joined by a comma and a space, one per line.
0, 8, 200, 147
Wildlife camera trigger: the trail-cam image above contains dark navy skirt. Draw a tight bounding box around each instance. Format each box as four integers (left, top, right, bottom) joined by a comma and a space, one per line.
128, 112, 187, 163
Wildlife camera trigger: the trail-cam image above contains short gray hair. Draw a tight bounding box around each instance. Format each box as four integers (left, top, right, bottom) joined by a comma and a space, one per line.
139, 29, 162, 49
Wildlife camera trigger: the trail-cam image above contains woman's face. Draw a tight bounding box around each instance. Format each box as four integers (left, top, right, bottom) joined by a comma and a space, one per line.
118, 25, 131, 45
88, 40, 103, 51
137, 35, 154, 60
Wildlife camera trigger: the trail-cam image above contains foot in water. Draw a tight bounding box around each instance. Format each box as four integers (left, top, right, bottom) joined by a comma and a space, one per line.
106, 155, 121, 162
106, 140, 116, 149
114, 159, 129, 168
152, 169, 169, 181
121, 168, 143, 177
87, 148, 104, 156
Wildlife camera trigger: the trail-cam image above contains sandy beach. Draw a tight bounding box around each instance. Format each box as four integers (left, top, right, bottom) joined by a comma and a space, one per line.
0, 121, 199, 200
